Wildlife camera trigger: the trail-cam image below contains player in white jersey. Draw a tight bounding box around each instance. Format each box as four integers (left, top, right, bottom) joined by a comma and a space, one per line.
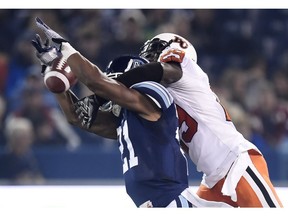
101, 33, 282, 207
134, 33, 283, 207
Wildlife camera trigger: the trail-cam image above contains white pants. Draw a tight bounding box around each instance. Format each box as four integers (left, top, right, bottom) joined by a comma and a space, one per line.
179, 187, 233, 208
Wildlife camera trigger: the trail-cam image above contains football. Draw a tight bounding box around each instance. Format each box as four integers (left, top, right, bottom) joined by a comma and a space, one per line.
44, 57, 77, 93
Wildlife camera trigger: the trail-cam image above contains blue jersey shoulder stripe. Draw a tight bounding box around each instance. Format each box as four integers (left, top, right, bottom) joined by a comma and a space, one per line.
131, 81, 173, 109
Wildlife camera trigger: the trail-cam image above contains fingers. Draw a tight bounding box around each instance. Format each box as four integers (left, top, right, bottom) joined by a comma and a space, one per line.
31, 34, 47, 53
73, 96, 100, 129
35, 17, 50, 30
77, 111, 90, 128
44, 38, 50, 47
35, 17, 68, 48
35, 34, 43, 47
74, 105, 87, 120
41, 65, 47, 76
75, 105, 85, 116
75, 101, 87, 113
81, 117, 89, 128
85, 122, 91, 129
35, 17, 54, 41
79, 112, 85, 120
75, 106, 81, 115
35, 34, 50, 49
35, 33, 41, 42
31, 40, 42, 53
75, 106, 91, 128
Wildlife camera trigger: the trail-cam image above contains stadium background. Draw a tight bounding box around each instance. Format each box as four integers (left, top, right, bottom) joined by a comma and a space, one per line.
0, 9, 288, 190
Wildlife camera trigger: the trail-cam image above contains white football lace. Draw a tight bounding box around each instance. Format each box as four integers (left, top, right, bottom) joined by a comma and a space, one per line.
56, 57, 67, 70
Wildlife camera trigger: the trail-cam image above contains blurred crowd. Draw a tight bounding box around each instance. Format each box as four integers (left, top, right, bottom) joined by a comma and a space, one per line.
1, 9, 288, 183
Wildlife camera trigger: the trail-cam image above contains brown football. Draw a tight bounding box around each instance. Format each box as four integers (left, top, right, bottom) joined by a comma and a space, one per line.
44, 57, 77, 93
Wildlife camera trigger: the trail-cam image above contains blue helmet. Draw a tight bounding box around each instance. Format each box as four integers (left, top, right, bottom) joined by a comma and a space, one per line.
100, 55, 149, 114
105, 55, 149, 78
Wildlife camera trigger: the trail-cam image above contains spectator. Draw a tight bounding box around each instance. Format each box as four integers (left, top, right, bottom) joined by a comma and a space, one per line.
0, 53, 9, 95
247, 80, 288, 147
225, 100, 270, 155
0, 95, 7, 145
5, 31, 37, 108
2, 8, 288, 183
102, 9, 146, 61
10, 85, 81, 151
0, 117, 45, 184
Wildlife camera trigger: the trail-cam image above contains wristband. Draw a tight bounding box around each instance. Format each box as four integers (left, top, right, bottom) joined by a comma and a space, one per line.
61, 42, 78, 60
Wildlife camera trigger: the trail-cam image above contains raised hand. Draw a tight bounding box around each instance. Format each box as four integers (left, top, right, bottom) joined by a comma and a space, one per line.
31, 34, 59, 73
35, 17, 68, 50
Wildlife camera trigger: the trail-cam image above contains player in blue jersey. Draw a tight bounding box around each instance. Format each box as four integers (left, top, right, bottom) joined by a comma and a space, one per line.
34, 53, 193, 207
98, 56, 191, 207
31, 18, 191, 207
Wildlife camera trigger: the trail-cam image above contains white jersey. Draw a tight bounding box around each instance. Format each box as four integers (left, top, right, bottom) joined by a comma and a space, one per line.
159, 48, 261, 188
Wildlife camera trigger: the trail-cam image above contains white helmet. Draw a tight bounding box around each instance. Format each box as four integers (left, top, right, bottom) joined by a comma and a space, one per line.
139, 33, 197, 63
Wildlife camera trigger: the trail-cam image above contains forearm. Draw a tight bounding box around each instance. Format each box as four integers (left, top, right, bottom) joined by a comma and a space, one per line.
68, 55, 102, 89
61, 43, 105, 93
54, 90, 79, 125
115, 62, 164, 87
89, 111, 119, 139
61, 44, 128, 107
32, 18, 116, 137
55, 90, 117, 139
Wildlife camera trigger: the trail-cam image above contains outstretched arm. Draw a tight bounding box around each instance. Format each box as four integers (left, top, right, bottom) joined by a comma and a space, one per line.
65, 52, 161, 121
53, 90, 79, 125
33, 17, 162, 122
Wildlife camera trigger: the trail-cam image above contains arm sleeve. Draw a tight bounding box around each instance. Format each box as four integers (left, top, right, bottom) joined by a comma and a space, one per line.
115, 62, 164, 88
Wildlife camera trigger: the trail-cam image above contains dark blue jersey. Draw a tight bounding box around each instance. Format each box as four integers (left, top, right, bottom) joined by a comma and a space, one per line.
116, 81, 189, 207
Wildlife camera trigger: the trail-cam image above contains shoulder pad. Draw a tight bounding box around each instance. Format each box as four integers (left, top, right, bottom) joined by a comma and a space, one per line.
131, 81, 173, 110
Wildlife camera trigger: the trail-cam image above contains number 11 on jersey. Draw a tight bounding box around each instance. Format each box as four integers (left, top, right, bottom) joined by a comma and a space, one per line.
117, 120, 139, 174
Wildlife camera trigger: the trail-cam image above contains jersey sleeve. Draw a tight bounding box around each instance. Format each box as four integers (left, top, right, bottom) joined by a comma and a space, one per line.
131, 81, 174, 111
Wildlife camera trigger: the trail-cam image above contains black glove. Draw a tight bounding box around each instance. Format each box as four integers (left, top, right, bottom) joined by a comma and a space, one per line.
74, 94, 101, 129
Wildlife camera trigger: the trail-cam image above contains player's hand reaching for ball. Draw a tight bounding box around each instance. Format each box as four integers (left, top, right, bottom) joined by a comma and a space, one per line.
32, 16, 67, 68
31, 34, 60, 69
35, 17, 68, 50
31, 16, 79, 94
31, 32, 77, 94
33, 17, 78, 65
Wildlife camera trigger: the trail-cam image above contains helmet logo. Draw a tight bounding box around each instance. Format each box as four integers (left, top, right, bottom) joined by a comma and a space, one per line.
173, 36, 189, 49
